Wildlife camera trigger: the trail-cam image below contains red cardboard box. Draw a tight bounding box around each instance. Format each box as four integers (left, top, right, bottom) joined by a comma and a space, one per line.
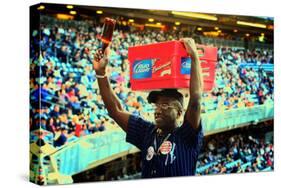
128, 40, 217, 91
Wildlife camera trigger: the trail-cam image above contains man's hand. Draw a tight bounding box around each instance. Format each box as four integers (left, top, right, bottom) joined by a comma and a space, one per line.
180, 38, 199, 59
93, 47, 110, 75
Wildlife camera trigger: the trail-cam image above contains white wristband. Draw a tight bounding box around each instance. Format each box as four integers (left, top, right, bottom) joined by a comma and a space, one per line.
96, 73, 107, 79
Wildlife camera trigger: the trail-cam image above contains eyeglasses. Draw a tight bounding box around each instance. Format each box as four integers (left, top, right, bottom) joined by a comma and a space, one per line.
151, 103, 176, 110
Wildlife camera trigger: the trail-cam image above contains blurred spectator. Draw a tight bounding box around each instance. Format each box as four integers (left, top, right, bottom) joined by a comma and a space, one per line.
54, 128, 68, 147
49, 105, 60, 118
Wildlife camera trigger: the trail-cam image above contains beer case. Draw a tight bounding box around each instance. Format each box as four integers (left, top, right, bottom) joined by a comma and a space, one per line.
128, 41, 217, 91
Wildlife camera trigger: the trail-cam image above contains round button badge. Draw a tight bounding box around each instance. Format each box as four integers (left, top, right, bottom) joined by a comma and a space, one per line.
159, 141, 172, 155
146, 146, 155, 161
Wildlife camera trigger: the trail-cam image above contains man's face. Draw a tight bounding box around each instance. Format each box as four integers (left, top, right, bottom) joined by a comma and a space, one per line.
153, 96, 182, 130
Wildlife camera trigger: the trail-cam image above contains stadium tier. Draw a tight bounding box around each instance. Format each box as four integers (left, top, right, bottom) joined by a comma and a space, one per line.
30, 15, 273, 184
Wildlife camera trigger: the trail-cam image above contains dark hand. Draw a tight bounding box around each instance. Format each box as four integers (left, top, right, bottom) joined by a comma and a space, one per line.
180, 38, 199, 59
93, 47, 110, 75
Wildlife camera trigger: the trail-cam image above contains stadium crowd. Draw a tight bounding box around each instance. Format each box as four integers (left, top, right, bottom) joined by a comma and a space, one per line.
202, 47, 274, 112
30, 16, 274, 148
196, 122, 273, 174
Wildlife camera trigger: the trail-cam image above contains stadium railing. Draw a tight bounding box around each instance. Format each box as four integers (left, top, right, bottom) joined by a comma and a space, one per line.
202, 103, 273, 135
196, 161, 219, 174
225, 159, 242, 169
200, 36, 272, 49
239, 63, 274, 72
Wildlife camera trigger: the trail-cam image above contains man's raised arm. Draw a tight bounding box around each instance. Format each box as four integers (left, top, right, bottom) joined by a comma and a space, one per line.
181, 38, 203, 130
92, 48, 131, 132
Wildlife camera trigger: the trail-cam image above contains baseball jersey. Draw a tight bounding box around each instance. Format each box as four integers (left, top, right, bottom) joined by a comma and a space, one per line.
126, 114, 204, 178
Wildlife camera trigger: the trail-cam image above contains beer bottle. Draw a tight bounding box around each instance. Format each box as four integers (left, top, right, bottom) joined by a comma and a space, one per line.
101, 17, 116, 53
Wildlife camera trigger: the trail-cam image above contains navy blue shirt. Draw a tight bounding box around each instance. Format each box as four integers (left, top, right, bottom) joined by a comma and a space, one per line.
126, 115, 203, 178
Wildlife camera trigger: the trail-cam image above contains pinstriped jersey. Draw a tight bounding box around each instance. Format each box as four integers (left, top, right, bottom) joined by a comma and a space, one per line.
126, 115, 204, 178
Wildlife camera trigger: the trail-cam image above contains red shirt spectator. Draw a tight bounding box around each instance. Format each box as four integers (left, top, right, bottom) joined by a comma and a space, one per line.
75, 124, 82, 137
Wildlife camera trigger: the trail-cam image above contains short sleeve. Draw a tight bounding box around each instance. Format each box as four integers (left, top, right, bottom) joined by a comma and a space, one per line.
126, 115, 154, 150
177, 120, 204, 149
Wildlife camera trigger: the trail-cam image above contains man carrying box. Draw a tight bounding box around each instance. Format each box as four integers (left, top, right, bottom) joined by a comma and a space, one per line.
92, 38, 204, 178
